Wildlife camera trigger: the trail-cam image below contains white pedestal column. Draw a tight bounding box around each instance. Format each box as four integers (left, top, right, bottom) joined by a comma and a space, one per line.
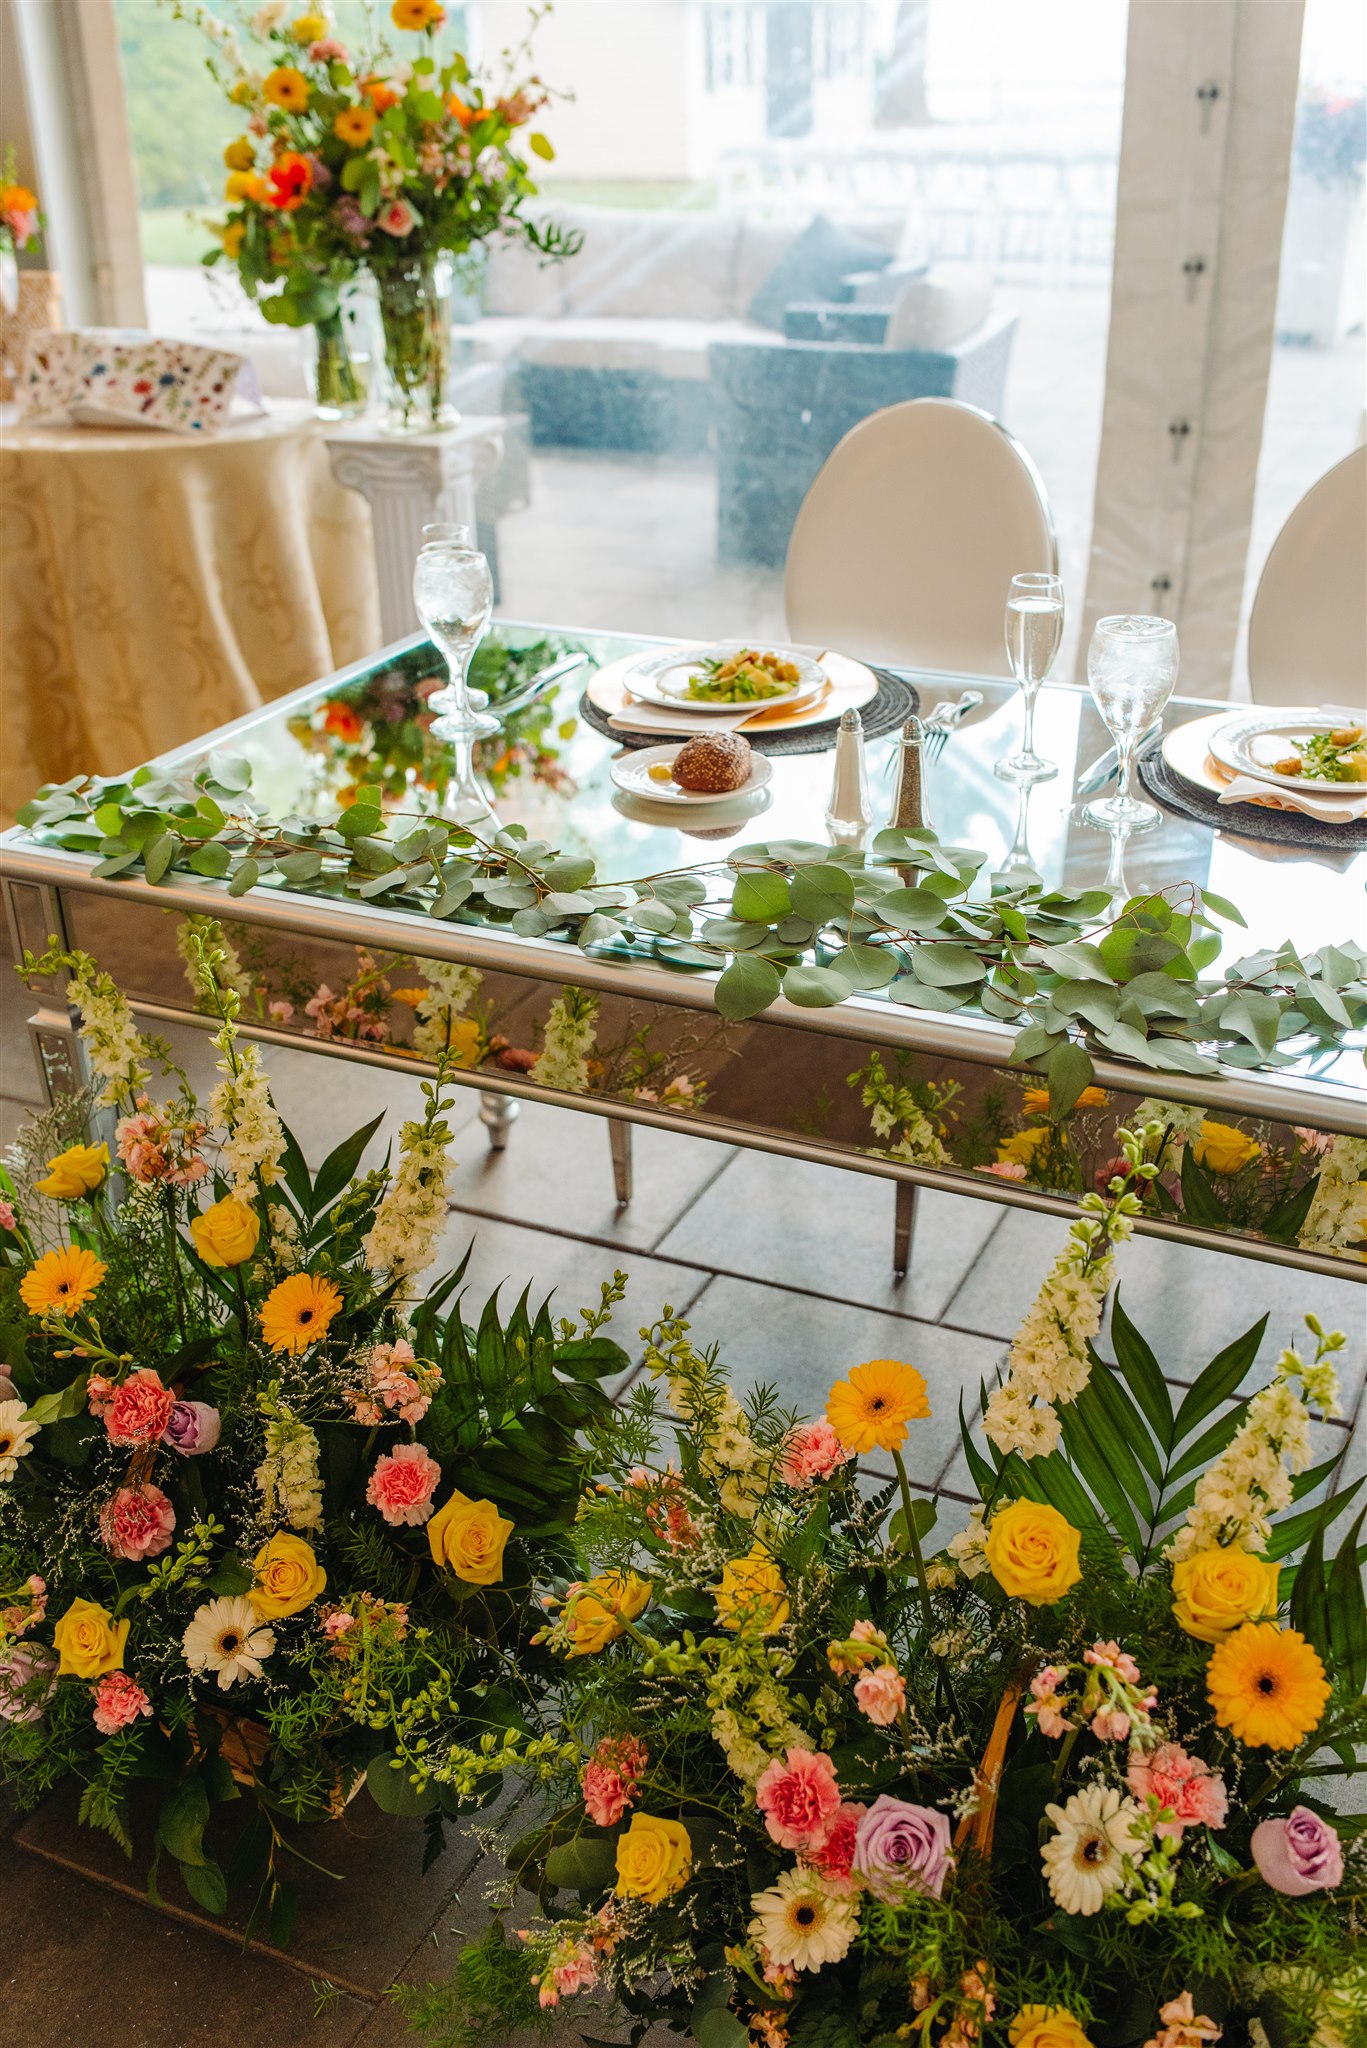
324, 414, 506, 644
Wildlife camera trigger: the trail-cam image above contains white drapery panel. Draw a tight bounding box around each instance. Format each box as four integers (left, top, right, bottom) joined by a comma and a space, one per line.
1083, 0, 1304, 698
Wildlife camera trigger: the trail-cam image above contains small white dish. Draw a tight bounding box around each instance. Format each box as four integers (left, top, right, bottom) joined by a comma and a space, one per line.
1207, 710, 1367, 793
618, 642, 822, 714
609, 742, 773, 805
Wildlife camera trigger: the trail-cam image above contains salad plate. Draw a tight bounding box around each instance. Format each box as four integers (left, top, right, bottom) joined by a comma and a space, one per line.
618, 642, 824, 714
1207, 710, 1367, 792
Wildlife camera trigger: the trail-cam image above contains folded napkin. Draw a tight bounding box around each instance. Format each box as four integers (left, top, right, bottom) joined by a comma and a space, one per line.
1215, 772, 1367, 824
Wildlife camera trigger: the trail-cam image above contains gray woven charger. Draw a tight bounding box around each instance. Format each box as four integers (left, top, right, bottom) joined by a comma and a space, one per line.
579, 665, 919, 756
1137, 737, 1367, 851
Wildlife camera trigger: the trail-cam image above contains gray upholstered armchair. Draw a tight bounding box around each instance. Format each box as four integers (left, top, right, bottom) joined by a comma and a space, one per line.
709, 314, 1017, 566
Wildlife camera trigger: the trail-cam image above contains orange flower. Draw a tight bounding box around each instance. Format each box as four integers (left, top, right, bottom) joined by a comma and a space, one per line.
0, 182, 37, 213
221, 221, 246, 258
333, 105, 377, 147
1022, 1085, 1108, 1118
449, 94, 481, 129
361, 76, 402, 112
225, 170, 271, 206
223, 137, 257, 173
19, 1245, 107, 1319
267, 151, 313, 211
263, 65, 310, 113
321, 699, 365, 741
392, 0, 445, 28
259, 1272, 343, 1353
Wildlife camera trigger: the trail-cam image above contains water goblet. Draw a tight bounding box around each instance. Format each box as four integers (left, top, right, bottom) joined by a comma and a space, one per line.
995, 571, 1064, 784
1080, 615, 1179, 833
413, 522, 496, 744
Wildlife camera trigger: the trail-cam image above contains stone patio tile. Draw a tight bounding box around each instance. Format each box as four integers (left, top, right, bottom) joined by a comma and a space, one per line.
681, 1272, 1006, 1491
654, 1148, 1004, 1323
444, 1098, 733, 1253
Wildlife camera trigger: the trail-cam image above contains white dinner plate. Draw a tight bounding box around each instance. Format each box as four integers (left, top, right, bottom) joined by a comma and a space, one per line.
617, 642, 823, 714
609, 742, 774, 805
1207, 710, 1367, 793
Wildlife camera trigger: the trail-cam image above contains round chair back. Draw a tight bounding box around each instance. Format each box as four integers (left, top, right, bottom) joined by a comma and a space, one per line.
784, 397, 1057, 675
1247, 447, 1367, 708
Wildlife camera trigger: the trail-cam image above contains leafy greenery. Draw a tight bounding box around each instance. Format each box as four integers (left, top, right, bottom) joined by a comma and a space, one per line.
18, 762, 1367, 1106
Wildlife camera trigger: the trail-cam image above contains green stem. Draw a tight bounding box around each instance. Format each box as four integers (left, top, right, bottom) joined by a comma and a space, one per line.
1051, 1724, 1081, 1794
892, 1446, 934, 1632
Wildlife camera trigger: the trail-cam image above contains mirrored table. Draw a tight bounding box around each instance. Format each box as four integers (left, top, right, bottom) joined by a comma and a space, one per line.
4, 623, 1363, 1281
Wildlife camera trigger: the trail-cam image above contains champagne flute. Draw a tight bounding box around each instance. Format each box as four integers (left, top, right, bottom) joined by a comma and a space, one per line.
995, 571, 1064, 784
1081, 615, 1178, 833
413, 522, 496, 744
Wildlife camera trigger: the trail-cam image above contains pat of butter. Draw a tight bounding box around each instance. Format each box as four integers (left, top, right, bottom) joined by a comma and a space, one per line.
648, 762, 673, 782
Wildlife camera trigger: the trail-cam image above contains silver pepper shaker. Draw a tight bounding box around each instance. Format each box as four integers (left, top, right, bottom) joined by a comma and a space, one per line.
826, 707, 872, 842
889, 717, 930, 832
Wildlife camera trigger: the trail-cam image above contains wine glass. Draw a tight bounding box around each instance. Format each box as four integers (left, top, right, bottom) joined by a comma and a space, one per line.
995, 571, 1064, 784
1081, 615, 1179, 833
413, 522, 496, 744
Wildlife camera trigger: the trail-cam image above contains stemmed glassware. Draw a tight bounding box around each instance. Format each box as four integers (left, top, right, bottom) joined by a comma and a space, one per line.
995, 571, 1064, 784
412, 522, 496, 744
1081, 614, 1179, 833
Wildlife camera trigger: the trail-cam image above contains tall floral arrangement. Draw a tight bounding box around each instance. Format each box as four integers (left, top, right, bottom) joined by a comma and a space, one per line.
166, 0, 577, 425
0, 144, 41, 257
0, 927, 630, 1935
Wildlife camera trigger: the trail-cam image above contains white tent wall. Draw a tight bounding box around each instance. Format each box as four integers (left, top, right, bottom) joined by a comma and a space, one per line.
1082, 0, 1306, 698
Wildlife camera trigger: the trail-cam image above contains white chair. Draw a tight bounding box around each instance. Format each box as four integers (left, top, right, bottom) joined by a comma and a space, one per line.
784, 397, 1057, 675
1247, 447, 1367, 708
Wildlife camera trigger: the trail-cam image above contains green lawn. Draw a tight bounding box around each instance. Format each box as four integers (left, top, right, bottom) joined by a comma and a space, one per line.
139, 205, 216, 268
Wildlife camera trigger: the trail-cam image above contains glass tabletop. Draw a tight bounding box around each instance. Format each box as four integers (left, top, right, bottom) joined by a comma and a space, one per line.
14, 620, 1364, 1105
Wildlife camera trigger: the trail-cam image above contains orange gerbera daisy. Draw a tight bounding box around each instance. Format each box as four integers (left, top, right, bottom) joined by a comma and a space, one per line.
825, 1359, 930, 1455
361, 76, 402, 112
259, 1272, 343, 1353
1206, 1622, 1330, 1750
333, 105, 377, 147
392, 0, 445, 28
19, 1245, 107, 1319
267, 151, 313, 211
263, 65, 310, 113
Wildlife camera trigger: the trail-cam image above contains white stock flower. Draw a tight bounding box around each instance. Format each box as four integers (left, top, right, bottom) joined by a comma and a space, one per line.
530, 988, 599, 1094
362, 1119, 454, 1284
1169, 1334, 1336, 1560
254, 1400, 324, 1531
68, 960, 149, 1106
412, 961, 483, 1063
209, 1036, 286, 1199
1297, 1136, 1367, 1260
1041, 1784, 1144, 1916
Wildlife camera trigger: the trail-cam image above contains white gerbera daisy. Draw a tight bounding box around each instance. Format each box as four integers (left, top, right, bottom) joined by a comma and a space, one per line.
0, 1399, 38, 1481
748, 1868, 858, 1971
182, 1596, 276, 1691
1041, 1783, 1144, 1916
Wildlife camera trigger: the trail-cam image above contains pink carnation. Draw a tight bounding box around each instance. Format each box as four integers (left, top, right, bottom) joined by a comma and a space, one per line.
91, 1670, 152, 1736
854, 1663, 906, 1726
104, 1369, 176, 1447
0, 1199, 15, 1231
378, 198, 419, 237
98, 1482, 176, 1561
366, 1442, 441, 1526
1127, 1742, 1228, 1839
583, 1734, 647, 1825
781, 1418, 850, 1487
307, 37, 350, 62
810, 1801, 865, 1888
756, 1745, 843, 1851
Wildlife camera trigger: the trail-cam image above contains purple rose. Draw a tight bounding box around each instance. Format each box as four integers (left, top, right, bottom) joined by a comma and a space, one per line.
1251, 1806, 1343, 1896
163, 1400, 221, 1456
0, 1643, 57, 1725
852, 1794, 952, 1903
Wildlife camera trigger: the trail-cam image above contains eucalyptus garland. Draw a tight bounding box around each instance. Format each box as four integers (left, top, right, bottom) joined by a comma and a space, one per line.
17, 753, 1366, 1115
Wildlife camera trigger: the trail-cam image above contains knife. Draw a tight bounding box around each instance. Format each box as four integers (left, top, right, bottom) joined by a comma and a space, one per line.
1075, 720, 1163, 796
492, 651, 586, 719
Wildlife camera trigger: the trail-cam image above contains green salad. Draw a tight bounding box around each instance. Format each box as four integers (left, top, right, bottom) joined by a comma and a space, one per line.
1273, 724, 1367, 783
685, 648, 801, 703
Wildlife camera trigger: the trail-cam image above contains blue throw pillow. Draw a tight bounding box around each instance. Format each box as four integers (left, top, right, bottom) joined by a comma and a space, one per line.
747, 216, 894, 332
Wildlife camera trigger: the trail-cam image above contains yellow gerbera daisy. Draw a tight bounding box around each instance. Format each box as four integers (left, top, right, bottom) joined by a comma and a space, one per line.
825, 1359, 930, 1454
263, 65, 310, 113
392, 0, 446, 28
259, 1272, 343, 1353
1206, 1622, 1330, 1750
18, 1245, 107, 1319
333, 105, 377, 147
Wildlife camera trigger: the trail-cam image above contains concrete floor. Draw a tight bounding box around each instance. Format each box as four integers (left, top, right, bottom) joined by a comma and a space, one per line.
1, 953, 1363, 2047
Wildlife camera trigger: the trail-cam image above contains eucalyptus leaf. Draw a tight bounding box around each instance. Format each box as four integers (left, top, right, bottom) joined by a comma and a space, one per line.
714, 953, 782, 1020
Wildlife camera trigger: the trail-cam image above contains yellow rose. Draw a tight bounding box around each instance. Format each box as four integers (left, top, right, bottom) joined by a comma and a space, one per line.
564, 1571, 652, 1656
614, 1813, 691, 1904
291, 10, 326, 39
997, 1125, 1051, 1167
225, 170, 269, 205
189, 1195, 261, 1268
249, 1532, 327, 1619
1172, 1545, 1280, 1644
1193, 1119, 1260, 1176
35, 1141, 108, 1200
52, 1596, 128, 1679
714, 1543, 790, 1634
427, 1488, 514, 1585
223, 136, 257, 171
984, 1499, 1082, 1606
446, 1015, 483, 1068
1008, 2007, 1095, 2048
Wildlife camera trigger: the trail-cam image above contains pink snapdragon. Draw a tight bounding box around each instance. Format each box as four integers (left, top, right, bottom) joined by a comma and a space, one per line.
346, 1338, 440, 1426
366, 1442, 441, 1526
535, 1935, 599, 2009
115, 1097, 209, 1186
854, 1663, 907, 1726
1143, 1992, 1223, 2048
1127, 1742, 1228, 1839
2, 1573, 46, 1636
91, 1670, 152, 1736
827, 1617, 889, 1676
980, 1160, 1028, 1180
755, 1746, 842, 1851
625, 1465, 699, 1549
307, 36, 350, 62
1085, 1640, 1143, 1685
1026, 1665, 1073, 1739
781, 1418, 850, 1487
98, 1483, 176, 1561
582, 1733, 647, 1827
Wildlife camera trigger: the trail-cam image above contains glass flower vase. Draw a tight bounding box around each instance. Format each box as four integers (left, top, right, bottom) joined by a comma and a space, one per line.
375, 253, 456, 435
310, 306, 367, 420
